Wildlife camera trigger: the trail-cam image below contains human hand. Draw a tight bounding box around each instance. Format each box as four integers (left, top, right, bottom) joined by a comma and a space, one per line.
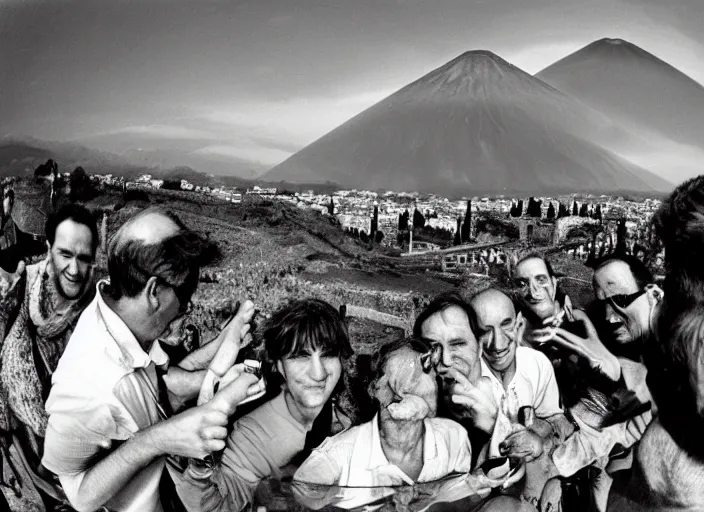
499, 428, 544, 462
209, 300, 256, 376
620, 408, 653, 448
447, 368, 498, 434
159, 371, 262, 459
545, 312, 621, 382
0, 261, 24, 299
540, 478, 563, 512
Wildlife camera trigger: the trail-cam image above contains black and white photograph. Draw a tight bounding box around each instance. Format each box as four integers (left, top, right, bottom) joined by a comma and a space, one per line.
1, 1, 703, 511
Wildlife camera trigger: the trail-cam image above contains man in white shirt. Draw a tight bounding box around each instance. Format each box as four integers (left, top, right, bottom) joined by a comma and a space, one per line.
468, 288, 570, 510
42, 207, 264, 512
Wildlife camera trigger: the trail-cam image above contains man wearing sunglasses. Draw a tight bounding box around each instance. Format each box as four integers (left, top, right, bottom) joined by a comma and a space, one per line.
592, 254, 661, 353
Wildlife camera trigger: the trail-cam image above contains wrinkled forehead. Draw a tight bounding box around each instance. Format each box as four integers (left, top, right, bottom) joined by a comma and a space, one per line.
420, 306, 475, 344
472, 292, 516, 329
515, 257, 550, 280
593, 261, 640, 297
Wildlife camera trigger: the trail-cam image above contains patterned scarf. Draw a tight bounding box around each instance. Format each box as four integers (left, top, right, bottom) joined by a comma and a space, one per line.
0, 256, 96, 437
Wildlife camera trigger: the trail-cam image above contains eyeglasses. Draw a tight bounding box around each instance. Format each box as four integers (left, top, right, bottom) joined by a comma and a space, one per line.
420, 343, 443, 373
177, 299, 193, 318
599, 289, 646, 310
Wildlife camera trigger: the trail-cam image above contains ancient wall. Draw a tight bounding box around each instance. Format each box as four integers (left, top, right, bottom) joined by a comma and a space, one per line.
553, 217, 599, 245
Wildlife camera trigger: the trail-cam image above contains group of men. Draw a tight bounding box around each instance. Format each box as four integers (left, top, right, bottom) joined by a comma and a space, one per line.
0, 174, 701, 512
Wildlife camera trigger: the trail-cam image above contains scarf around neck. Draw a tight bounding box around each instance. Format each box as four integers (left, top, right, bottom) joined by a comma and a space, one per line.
0, 256, 96, 437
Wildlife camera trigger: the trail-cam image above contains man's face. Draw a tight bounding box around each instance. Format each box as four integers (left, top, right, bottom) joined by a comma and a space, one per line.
420, 306, 482, 391
49, 219, 94, 299
278, 348, 341, 411
374, 346, 438, 422
153, 286, 192, 344
472, 292, 520, 374
594, 261, 650, 345
515, 258, 558, 321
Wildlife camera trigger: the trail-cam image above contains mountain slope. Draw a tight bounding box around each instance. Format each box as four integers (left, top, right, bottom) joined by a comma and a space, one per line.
537, 38, 704, 149
265, 51, 670, 196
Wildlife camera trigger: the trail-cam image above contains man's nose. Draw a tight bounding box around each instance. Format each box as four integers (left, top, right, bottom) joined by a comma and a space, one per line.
528, 279, 541, 297
604, 303, 620, 323
67, 258, 79, 276
308, 354, 327, 380
489, 329, 509, 351
439, 346, 453, 368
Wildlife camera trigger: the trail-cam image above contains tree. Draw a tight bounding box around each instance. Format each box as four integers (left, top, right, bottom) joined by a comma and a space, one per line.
527, 197, 543, 218
547, 202, 556, 220
510, 199, 524, 218
371, 205, 379, 238
454, 217, 462, 246
399, 209, 409, 231
616, 217, 628, 254
70, 166, 92, 202
374, 230, 384, 244
461, 200, 472, 243
413, 208, 425, 229
328, 196, 335, 216
579, 203, 589, 217
572, 200, 579, 216
595, 204, 603, 223
360, 231, 368, 243
161, 179, 181, 191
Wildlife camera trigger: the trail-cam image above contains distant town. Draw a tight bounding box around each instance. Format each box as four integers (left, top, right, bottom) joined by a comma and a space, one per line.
89, 172, 662, 253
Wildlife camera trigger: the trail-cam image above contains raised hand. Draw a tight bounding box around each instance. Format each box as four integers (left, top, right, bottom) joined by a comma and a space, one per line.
550, 311, 621, 382
0, 261, 24, 299
448, 368, 498, 434
158, 371, 263, 460
198, 300, 256, 406
620, 408, 653, 448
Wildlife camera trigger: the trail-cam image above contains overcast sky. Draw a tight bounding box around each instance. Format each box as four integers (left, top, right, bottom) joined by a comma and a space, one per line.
2, 0, 704, 171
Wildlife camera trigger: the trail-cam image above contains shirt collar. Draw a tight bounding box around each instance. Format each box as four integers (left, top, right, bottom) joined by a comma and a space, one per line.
96, 280, 169, 370
481, 354, 519, 391
367, 413, 439, 471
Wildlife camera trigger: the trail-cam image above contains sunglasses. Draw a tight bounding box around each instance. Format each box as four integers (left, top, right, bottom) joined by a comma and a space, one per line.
598, 289, 646, 310
420, 343, 443, 373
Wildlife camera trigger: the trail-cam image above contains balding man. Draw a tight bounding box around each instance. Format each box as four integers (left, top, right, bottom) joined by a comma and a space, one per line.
469, 288, 571, 509
42, 207, 265, 512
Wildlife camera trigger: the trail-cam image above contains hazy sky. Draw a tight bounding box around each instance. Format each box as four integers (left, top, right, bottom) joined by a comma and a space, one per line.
2, 0, 704, 172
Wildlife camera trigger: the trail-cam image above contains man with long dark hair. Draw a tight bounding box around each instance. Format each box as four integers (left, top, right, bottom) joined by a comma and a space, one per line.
174, 298, 353, 512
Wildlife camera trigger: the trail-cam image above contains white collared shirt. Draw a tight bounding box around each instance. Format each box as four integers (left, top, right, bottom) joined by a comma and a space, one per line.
481, 346, 563, 457
43, 280, 170, 512
294, 413, 472, 488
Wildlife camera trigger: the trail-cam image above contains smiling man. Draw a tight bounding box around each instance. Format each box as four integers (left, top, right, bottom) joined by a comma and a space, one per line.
0, 204, 98, 511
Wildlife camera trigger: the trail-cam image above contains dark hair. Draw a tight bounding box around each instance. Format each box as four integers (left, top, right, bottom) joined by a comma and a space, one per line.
365, 335, 434, 418
592, 253, 654, 290
45, 204, 99, 256
413, 291, 476, 336
647, 301, 704, 461
373, 336, 433, 379
515, 253, 556, 277
106, 211, 217, 302
262, 298, 353, 387
653, 175, 704, 302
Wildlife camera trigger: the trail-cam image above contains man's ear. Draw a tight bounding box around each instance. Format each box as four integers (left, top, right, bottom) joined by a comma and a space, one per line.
550, 276, 558, 300
645, 283, 663, 305
515, 311, 526, 339
276, 360, 285, 378
145, 276, 161, 312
